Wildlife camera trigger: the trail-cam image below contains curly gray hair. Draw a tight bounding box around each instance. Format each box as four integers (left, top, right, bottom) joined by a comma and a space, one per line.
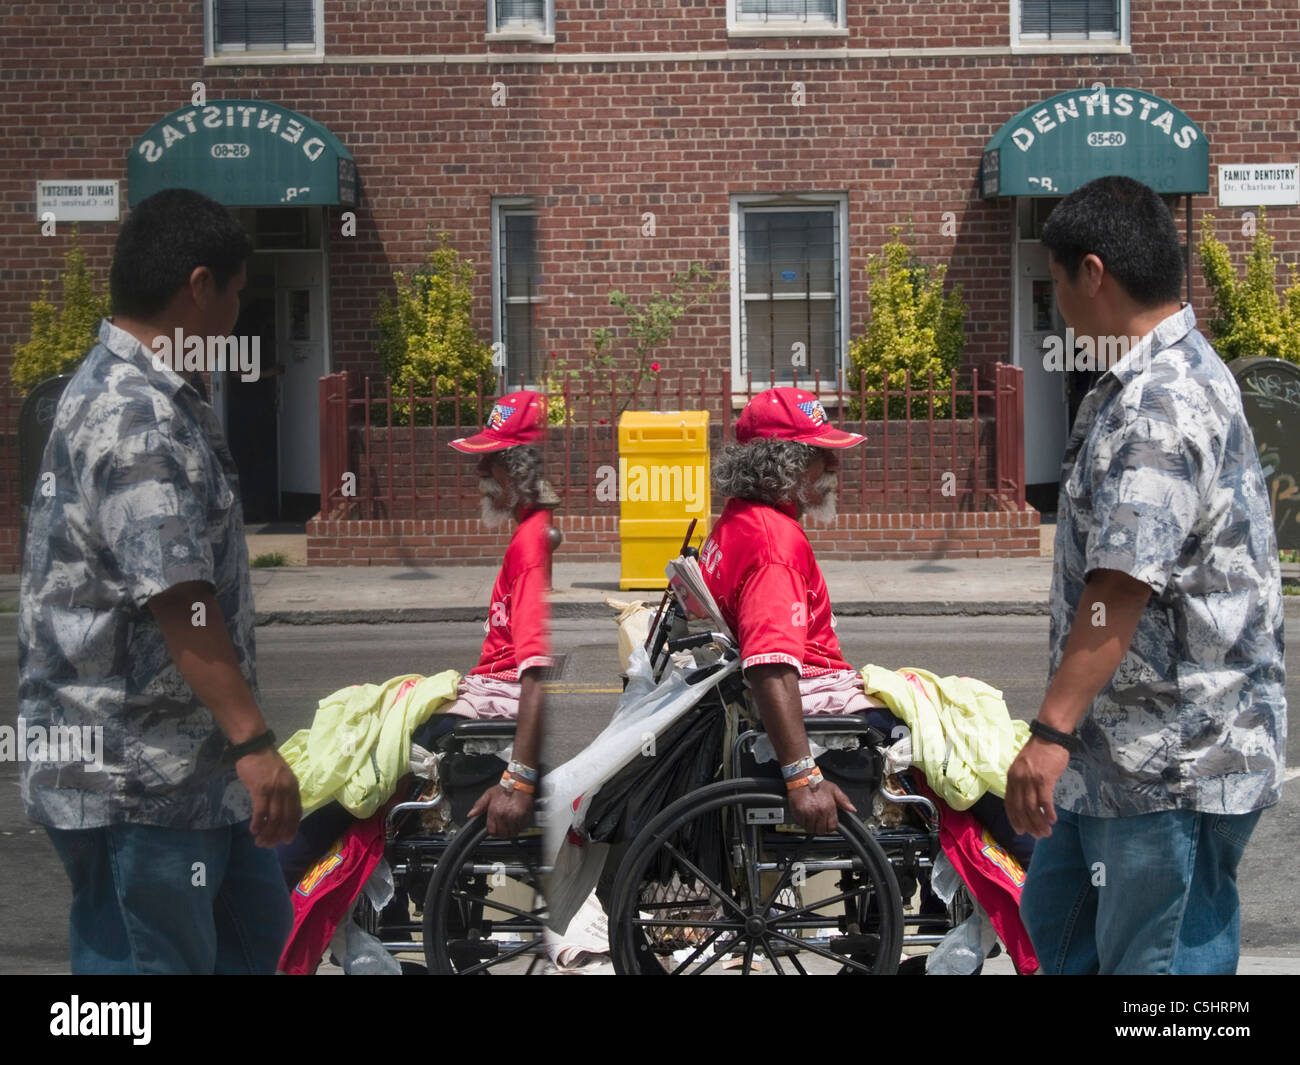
712, 438, 819, 507
495, 445, 558, 509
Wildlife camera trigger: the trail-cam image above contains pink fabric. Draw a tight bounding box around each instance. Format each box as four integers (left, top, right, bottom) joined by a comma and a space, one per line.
796, 670, 890, 716
441, 673, 522, 720
912, 774, 1039, 975
277, 811, 386, 975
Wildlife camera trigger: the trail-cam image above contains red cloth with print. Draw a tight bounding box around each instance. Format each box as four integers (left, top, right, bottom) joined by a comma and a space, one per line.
912, 774, 1039, 975
698, 497, 850, 677
468, 506, 554, 679
278, 811, 386, 975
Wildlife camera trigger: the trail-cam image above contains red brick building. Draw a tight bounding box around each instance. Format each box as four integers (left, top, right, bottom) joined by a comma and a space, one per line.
3, 1, 1297, 571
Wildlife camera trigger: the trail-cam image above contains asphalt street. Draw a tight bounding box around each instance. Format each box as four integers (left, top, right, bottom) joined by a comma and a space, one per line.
1, 614, 1296, 973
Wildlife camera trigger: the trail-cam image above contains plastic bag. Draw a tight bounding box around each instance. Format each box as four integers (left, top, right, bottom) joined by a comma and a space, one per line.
362, 858, 394, 913
328, 902, 401, 975
540, 643, 739, 930
605, 597, 654, 675
925, 852, 997, 975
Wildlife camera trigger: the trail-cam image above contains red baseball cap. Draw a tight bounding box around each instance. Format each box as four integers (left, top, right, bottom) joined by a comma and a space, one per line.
735, 388, 864, 448
449, 390, 548, 453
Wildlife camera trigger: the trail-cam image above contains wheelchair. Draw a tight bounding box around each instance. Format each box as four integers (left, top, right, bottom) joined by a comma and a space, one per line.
351, 717, 549, 975
585, 584, 972, 976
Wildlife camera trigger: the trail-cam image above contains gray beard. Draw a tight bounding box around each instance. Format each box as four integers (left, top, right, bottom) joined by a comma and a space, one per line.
479, 478, 514, 529
799, 472, 839, 526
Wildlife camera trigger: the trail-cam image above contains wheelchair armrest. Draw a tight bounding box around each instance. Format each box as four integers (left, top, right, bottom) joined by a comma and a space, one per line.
450, 720, 517, 740
802, 715, 887, 747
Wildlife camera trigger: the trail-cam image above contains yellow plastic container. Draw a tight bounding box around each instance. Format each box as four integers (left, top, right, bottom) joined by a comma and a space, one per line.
618, 410, 711, 590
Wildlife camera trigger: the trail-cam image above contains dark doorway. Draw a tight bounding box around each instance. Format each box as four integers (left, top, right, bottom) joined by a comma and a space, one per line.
227, 290, 280, 523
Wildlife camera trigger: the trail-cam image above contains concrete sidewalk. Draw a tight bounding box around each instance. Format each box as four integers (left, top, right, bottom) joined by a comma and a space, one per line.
2, 553, 1297, 623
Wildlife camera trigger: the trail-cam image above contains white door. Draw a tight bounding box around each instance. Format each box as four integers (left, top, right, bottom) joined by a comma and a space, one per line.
275, 254, 325, 497
1014, 241, 1070, 486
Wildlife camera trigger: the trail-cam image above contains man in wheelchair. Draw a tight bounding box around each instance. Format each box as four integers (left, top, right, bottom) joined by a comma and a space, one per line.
277, 390, 553, 890
698, 387, 874, 835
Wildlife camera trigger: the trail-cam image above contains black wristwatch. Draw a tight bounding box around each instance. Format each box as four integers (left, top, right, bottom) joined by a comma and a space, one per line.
1029, 719, 1081, 754
224, 729, 277, 765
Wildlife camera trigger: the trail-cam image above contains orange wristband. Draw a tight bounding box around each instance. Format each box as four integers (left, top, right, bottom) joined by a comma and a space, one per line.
785, 767, 824, 791
499, 772, 535, 794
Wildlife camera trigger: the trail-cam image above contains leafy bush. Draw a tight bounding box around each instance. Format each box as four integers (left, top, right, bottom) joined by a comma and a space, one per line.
374, 231, 495, 426
1199, 210, 1300, 364
11, 231, 110, 395
847, 226, 966, 419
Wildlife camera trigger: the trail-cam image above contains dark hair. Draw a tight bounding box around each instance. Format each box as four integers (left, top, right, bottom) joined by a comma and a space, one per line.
110, 189, 253, 318
1040, 177, 1184, 307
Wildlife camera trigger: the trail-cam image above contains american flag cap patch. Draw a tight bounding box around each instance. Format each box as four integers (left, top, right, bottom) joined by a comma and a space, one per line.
797, 399, 827, 426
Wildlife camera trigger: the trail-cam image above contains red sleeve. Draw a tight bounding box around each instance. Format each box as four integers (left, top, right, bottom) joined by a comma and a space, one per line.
510, 563, 552, 673
735, 563, 808, 672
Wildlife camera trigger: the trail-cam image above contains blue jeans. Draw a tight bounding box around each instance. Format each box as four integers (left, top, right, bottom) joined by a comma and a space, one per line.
45, 821, 294, 975
1020, 806, 1263, 974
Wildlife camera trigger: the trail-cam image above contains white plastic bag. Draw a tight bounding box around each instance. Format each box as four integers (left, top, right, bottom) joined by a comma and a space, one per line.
328, 902, 401, 975
540, 643, 739, 930
925, 853, 997, 975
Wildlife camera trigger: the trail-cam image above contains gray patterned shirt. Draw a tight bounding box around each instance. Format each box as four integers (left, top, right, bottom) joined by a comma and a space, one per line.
18, 319, 255, 830
1050, 304, 1287, 817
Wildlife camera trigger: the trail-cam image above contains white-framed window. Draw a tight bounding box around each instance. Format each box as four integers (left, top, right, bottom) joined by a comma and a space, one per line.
492, 199, 543, 385
1014, 0, 1128, 44
730, 194, 848, 385
728, 0, 847, 35
206, 0, 323, 55
487, 0, 555, 42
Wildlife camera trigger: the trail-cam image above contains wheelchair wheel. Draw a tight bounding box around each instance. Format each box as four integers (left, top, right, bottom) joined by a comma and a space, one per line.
608, 778, 904, 975
422, 815, 548, 975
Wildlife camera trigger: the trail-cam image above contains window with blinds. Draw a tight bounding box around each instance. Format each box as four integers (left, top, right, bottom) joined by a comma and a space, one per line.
737, 0, 838, 19
1020, 0, 1121, 39
738, 206, 842, 383
497, 208, 542, 384
213, 1, 316, 50
494, 0, 545, 28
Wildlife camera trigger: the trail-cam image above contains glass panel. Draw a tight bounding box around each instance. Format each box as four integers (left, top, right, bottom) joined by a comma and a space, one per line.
737, 0, 837, 19
743, 298, 837, 382
496, 0, 545, 27
1020, 0, 1118, 37
505, 302, 538, 383
501, 211, 539, 382
744, 210, 835, 294
215, 1, 314, 48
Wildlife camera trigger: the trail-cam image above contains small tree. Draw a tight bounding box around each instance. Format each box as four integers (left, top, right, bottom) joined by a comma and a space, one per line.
847, 226, 966, 419
544, 262, 721, 420
1199, 209, 1300, 364
11, 230, 110, 394
374, 230, 495, 425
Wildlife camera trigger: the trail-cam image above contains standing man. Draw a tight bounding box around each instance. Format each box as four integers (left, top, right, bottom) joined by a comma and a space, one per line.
1007, 177, 1287, 974
19, 188, 300, 974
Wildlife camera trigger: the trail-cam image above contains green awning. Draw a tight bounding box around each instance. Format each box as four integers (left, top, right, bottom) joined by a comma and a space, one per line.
980, 88, 1208, 199
127, 100, 357, 207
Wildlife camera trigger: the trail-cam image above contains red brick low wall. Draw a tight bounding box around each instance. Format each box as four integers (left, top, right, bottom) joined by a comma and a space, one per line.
306, 507, 1038, 566
0, 524, 18, 575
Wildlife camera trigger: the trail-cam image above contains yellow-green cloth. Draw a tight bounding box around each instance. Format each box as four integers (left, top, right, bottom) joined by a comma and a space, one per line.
279, 671, 460, 818
861, 664, 1029, 810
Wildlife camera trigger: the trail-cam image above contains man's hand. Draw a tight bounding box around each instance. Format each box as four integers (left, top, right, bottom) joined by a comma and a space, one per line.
236, 747, 302, 847
1005, 737, 1071, 839
469, 784, 533, 838
788, 778, 856, 836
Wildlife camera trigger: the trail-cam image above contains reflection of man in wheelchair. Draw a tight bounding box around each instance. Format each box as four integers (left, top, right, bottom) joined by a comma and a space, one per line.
276, 391, 553, 974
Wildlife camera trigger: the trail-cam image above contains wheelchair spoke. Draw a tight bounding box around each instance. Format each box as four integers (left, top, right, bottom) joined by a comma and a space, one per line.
766, 884, 875, 926
763, 928, 879, 975
740, 935, 758, 976
668, 925, 730, 975
661, 842, 747, 921
451, 935, 544, 976
631, 916, 742, 930
759, 934, 788, 976
690, 931, 746, 976
448, 888, 545, 925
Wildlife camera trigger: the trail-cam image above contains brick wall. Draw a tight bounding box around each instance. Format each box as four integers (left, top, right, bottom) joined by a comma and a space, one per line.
306, 505, 1039, 565
3, 2, 1297, 567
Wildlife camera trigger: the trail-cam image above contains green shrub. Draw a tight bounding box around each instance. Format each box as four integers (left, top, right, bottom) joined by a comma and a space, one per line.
11, 231, 110, 395
374, 231, 495, 426
1199, 209, 1300, 364
847, 226, 966, 419
250, 551, 289, 568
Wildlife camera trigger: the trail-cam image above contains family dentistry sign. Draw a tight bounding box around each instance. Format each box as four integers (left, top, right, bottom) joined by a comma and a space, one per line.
981, 87, 1209, 199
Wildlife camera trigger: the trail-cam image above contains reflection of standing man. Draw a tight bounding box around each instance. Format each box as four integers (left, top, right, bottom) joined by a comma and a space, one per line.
1006, 177, 1286, 975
